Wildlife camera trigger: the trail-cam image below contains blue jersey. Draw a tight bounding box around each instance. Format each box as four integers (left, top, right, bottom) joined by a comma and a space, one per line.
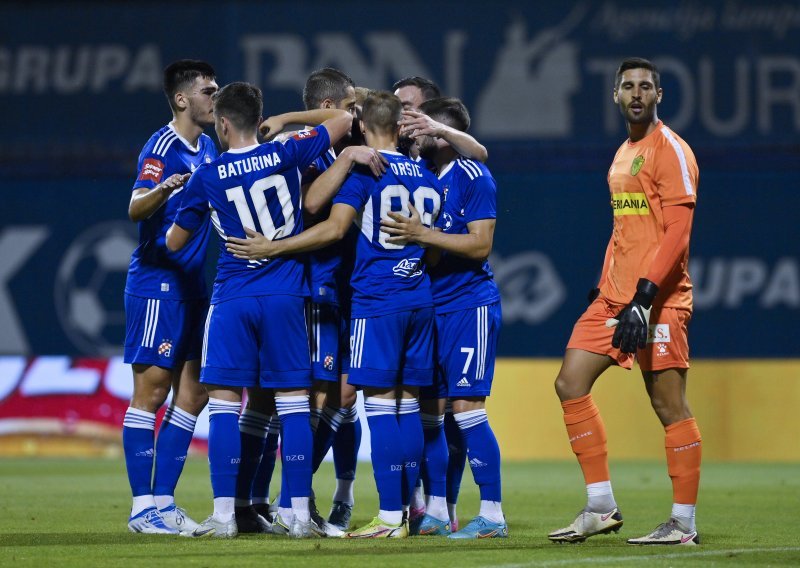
430, 158, 500, 313
333, 150, 443, 318
125, 124, 218, 300
173, 126, 332, 304
303, 147, 354, 306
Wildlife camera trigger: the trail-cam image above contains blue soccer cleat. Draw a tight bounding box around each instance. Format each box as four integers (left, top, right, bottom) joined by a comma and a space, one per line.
414, 513, 451, 536
127, 506, 179, 534
447, 516, 508, 539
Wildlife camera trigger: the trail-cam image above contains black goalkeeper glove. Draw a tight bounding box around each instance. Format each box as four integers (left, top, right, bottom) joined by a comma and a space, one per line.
606, 278, 659, 354
588, 287, 600, 304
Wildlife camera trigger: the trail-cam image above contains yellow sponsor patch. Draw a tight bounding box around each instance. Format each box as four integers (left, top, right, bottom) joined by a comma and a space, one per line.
612, 192, 650, 215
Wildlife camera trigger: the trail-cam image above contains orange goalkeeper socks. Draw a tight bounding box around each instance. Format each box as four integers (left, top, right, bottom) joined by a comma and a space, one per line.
665, 417, 702, 505
562, 394, 610, 485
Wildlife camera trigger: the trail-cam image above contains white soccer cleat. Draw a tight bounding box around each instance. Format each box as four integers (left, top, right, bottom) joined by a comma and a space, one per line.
158, 504, 199, 534
309, 495, 344, 537
627, 518, 700, 546
270, 512, 291, 536
128, 507, 179, 534
548, 507, 623, 543
289, 517, 326, 538
184, 515, 238, 539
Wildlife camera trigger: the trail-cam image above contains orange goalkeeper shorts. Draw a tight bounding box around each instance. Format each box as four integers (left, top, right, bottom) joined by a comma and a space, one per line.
567, 297, 691, 372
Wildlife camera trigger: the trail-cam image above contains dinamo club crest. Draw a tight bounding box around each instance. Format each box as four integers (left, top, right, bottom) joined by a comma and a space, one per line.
323, 353, 335, 372
631, 155, 645, 176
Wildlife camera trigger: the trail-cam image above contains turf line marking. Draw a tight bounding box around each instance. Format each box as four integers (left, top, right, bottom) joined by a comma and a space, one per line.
499, 546, 800, 567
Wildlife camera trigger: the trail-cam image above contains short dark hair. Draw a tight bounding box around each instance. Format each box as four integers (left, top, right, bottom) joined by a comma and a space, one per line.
303, 68, 355, 110
391, 76, 441, 102
163, 59, 216, 112
361, 91, 402, 135
615, 57, 660, 90
212, 82, 262, 132
418, 97, 471, 133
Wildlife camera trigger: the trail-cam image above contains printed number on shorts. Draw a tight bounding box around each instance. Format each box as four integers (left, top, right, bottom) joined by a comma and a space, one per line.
460, 347, 474, 375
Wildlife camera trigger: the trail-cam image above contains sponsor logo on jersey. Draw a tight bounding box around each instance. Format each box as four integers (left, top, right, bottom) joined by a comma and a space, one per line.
647, 323, 670, 343
656, 342, 670, 357
392, 258, 423, 278
631, 155, 645, 176
158, 339, 173, 357
293, 129, 317, 140
138, 158, 165, 183
612, 192, 650, 216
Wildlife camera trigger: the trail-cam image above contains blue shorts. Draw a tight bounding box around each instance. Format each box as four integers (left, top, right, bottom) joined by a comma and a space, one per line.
124, 294, 208, 369
307, 303, 351, 382
421, 302, 501, 399
347, 307, 434, 388
201, 295, 311, 389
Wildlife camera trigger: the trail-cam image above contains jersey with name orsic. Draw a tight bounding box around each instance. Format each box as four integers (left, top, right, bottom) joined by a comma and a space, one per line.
126, 124, 218, 300
601, 121, 698, 310
173, 126, 331, 304
303, 146, 352, 306
333, 150, 443, 318
430, 158, 500, 313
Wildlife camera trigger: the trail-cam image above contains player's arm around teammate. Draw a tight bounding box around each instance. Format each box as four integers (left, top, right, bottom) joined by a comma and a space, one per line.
122, 60, 219, 535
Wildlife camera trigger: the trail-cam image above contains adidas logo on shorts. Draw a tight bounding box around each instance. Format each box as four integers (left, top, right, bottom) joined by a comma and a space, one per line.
456, 377, 470, 387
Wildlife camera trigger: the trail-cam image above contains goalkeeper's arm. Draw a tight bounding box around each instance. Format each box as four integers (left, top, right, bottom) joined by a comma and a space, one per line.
607, 204, 694, 353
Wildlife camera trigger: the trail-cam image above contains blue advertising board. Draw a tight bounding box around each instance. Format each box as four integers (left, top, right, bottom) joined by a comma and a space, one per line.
0, 0, 798, 357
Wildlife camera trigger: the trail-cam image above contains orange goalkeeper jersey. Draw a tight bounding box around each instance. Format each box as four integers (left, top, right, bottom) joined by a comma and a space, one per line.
599, 121, 699, 311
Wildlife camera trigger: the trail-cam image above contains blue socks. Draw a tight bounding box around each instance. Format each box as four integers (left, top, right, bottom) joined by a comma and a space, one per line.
454, 409, 502, 503
208, 398, 242, 500
421, 413, 448, 499
235, 408, 270, 507
276, 395, 313, 500
251, 415, 279, 506
333, 406, 360, 481
152, 405, 197, 509
398, 399, 424, 509
311, 406, 340, 472
365, 397, 403, 513
445, 409, 467, 505
123, 407, 156, 513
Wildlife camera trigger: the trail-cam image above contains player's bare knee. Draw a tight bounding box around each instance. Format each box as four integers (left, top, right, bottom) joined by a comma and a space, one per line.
554, 373, 585, 402
174, 390, 208, 416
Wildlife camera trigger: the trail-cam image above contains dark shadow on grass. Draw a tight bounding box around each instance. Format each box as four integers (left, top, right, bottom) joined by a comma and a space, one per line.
0, 533, 189, 547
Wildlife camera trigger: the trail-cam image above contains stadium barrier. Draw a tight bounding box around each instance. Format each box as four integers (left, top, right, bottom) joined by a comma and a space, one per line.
2, 357, 797, 461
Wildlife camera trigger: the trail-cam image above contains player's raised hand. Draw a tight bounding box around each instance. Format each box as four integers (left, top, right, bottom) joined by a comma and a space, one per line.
606, 278, 659, 354
259, 116, 285, 141
344, 146, 388, 177
225, 227, 277, 260
399, 110, 443, 139
382, 202, 426, 244
159, 173, 191, 195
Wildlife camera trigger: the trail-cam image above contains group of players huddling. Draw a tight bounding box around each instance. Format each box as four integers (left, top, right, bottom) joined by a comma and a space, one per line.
122, 57, 702, 546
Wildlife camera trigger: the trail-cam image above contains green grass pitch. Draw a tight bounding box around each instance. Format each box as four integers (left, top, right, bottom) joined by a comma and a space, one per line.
1, 459, 798, 566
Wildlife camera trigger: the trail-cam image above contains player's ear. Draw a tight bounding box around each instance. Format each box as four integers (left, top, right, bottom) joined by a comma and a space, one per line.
613, 89, 619, 104
174, 91, 188, 112
359, 119, 366, 136
656, 88, 663, 104
321, 99, 334, 109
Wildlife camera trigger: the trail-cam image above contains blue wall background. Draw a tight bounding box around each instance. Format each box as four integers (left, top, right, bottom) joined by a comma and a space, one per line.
1, 0, 798, 357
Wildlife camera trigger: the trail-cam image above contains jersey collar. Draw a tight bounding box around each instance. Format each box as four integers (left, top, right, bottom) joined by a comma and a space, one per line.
167, 123, 201, 153
438, 160, 456, 179
225, 144, 260, 154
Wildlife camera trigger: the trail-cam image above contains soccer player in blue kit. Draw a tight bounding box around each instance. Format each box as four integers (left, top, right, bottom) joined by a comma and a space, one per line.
123, 60, 218, 534
165, 82, 353, 538
381, 97, 508, 539
226, 91, 443, 538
